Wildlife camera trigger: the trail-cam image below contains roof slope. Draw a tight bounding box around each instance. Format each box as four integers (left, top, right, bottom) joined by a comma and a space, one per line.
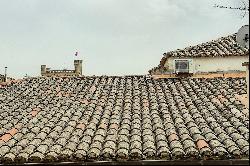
149, 34, 249, 74
0, 76, 249, 164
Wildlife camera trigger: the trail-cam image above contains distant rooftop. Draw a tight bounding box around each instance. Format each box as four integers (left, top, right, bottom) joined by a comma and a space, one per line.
163, 34, 248, 58
149, 34, 249, 75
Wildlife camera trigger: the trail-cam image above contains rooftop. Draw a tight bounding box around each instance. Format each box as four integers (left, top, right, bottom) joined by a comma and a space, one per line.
149, 34, 249, 74
164, 34, 248, 58
0, 75, 249, 164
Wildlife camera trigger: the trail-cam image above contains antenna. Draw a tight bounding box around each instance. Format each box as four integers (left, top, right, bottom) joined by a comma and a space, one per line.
236, 25, 249, 49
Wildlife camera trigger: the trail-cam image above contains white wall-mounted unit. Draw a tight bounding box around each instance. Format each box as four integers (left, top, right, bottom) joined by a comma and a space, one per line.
174, 59, 194, 74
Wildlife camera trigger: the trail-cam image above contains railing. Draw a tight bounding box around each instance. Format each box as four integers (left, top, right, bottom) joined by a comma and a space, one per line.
47, 70, 75, 73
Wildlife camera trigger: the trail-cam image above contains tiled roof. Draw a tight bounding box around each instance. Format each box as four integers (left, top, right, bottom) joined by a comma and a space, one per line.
149, 34, 249, 74
0, 76, 249, 164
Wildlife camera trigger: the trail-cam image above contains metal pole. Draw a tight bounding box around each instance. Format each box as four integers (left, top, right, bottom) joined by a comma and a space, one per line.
4, 67, 7, 82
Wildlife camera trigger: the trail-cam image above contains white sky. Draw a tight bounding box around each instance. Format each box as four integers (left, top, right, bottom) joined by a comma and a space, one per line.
0, 0, 249, 78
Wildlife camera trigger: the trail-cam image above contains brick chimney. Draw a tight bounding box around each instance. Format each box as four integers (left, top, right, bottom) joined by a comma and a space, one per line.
243, 62, 249, 107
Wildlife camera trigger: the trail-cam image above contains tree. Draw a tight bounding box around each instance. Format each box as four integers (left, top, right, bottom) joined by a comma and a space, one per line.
214, 0, 249, 18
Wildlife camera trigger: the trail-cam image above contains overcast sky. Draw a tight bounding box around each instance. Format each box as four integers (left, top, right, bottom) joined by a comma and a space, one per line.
0, 0, 249, 78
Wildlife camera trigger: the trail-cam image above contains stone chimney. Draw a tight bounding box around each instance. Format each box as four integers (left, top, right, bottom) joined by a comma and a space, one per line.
74, 60, 83, 76
243, 62, 249, 107
41, 65, 47, 76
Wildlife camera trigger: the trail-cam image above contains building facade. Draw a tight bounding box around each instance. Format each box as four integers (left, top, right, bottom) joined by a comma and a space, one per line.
41, 60, 83, 77
149, 34, 249, 75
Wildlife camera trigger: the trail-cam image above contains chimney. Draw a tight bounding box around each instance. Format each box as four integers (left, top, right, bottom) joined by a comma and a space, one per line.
243, 62, 249, 107
74, 60, 83, 76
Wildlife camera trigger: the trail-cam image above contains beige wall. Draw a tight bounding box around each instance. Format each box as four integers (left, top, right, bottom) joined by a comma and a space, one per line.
165, 56, 249, 73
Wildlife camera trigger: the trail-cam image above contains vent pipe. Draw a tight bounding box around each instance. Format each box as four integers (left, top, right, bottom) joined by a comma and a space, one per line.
4, 67, 7, 82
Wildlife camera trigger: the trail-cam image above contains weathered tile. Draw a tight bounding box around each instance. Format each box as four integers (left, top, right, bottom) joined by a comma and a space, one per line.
0, 76, 249, 164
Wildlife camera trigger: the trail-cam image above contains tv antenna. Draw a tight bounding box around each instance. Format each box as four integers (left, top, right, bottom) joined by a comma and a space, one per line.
236, 25, 249, 49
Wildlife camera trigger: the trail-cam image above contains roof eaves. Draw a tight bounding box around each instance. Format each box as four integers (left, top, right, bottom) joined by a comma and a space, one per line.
3, 159, 248, 166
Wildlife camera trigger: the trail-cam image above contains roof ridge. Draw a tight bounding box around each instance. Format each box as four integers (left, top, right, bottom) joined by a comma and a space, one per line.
166, 33, 240, 56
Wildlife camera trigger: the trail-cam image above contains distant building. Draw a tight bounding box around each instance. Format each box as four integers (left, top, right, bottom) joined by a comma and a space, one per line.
41, 60, 83, 77
149, 34, 249, 76
0, 74, 15, 83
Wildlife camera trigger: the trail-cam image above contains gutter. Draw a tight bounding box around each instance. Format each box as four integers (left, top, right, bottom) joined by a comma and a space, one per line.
1, 159, 249, 166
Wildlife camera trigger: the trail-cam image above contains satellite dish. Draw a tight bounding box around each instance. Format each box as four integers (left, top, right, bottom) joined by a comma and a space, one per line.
236, 25, 249, 49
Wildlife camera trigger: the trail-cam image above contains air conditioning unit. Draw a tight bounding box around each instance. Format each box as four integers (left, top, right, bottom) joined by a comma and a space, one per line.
174, 59, 193, 74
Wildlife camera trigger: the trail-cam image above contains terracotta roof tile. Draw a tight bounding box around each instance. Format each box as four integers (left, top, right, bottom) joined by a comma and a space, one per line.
0, 134, 12, 143
7, 128, 18, 137
0, 76, 249, 163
